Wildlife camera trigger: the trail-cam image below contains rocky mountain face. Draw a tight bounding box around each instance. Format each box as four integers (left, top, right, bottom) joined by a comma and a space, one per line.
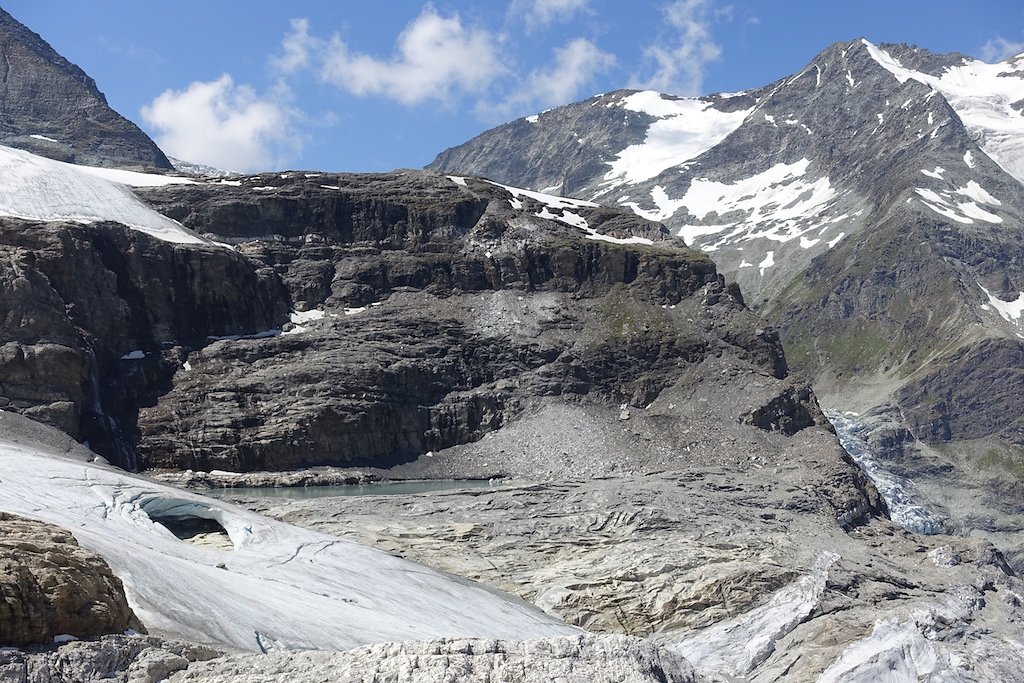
0, 217, 287, 467
0, 154, 835, 475
129, 171, 826, 475
429, 39, 1024, 464
0, 8, 171, 170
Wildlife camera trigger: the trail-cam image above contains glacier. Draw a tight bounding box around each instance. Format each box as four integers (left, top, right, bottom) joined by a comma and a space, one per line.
0, 144, 209, 245
0, 412, 577, 652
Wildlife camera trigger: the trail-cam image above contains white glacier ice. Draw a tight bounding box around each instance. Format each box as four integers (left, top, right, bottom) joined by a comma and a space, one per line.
672, 552, 838, 678
0, 144, 208, 245
0, 424, 577, 652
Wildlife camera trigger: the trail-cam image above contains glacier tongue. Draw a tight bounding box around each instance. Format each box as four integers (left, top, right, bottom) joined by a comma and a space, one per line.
0, 423, 577, 652
671, 551, 838, 678
827, 412, 946, 535
0, 144, 209, 245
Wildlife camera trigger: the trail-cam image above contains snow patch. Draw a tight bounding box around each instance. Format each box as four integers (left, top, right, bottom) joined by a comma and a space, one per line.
29, 134, 59, 143
487, 180, 651, 244
625, 159, 838, 251
447, 175, 468, 187
964, 150, 975, 168
525, 114, 539, 123
920, 167, 945, 179
603, 92, 752, 186
979, 283, 1024, 326
758, 251, 775, 276
290, 309, 325, 325
915, 187, 1001, 224
827, 232, 846, 248
955, 180, 1000, 205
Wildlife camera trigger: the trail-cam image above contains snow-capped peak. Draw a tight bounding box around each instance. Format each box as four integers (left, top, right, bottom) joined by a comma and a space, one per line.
861, 39, 1024, 185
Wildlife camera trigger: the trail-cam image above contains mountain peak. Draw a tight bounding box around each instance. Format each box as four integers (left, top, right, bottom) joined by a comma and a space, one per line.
0, 7, 171, 170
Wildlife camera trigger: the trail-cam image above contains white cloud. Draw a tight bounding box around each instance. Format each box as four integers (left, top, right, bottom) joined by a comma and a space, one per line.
979, 36, 1024, 63
319, 5, 504, 106
140, 75, 299, 172
484, 37, 614, 118
509, 0, 591, 28
273, 17, 316, 74
637, 0, 725, 95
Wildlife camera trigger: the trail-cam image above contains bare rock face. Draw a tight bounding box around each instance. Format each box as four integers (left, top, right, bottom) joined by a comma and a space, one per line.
170, 635, 701, 683
0, 9, 171, 170
0, 513, 142, 647
0, 218, 288, 468
130, 171, 828, 473
0, 634, 219, 683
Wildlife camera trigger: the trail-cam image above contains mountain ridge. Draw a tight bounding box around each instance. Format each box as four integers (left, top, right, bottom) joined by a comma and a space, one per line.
428, 37, 1024, 447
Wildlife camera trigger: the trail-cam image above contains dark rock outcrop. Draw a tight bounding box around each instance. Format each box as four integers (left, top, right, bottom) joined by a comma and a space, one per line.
0, 218, 288, 467
0, 8, 171, 170
897, 338, 1024, 445
0, 513, 142, 647
132, 172, 813, 472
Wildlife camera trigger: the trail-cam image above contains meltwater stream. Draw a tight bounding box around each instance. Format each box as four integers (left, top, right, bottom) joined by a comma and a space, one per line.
826, 411, 946, 535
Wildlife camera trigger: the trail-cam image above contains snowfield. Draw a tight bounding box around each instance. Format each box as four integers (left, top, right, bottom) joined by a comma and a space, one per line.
0, 420, 577, 652
621, 159, 840, 251
603, 91, 752, 187
0, 144, 209, 245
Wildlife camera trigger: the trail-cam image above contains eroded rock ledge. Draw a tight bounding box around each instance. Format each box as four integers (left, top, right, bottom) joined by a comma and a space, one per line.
0, 513, 142, 647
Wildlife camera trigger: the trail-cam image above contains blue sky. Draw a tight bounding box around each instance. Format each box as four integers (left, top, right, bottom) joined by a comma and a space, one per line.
7, 1, 1024, 172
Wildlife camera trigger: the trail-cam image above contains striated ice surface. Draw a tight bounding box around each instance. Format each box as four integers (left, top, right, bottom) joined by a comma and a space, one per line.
0, 145, 207, 244
0, 429, 577, 652
827, 412, 946, 534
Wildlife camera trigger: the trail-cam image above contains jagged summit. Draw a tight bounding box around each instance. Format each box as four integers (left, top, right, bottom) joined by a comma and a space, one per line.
0, 7, 171, 170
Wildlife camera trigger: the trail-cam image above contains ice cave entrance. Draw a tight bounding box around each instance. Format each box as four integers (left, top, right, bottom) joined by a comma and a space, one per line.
139, 497, 237, 551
